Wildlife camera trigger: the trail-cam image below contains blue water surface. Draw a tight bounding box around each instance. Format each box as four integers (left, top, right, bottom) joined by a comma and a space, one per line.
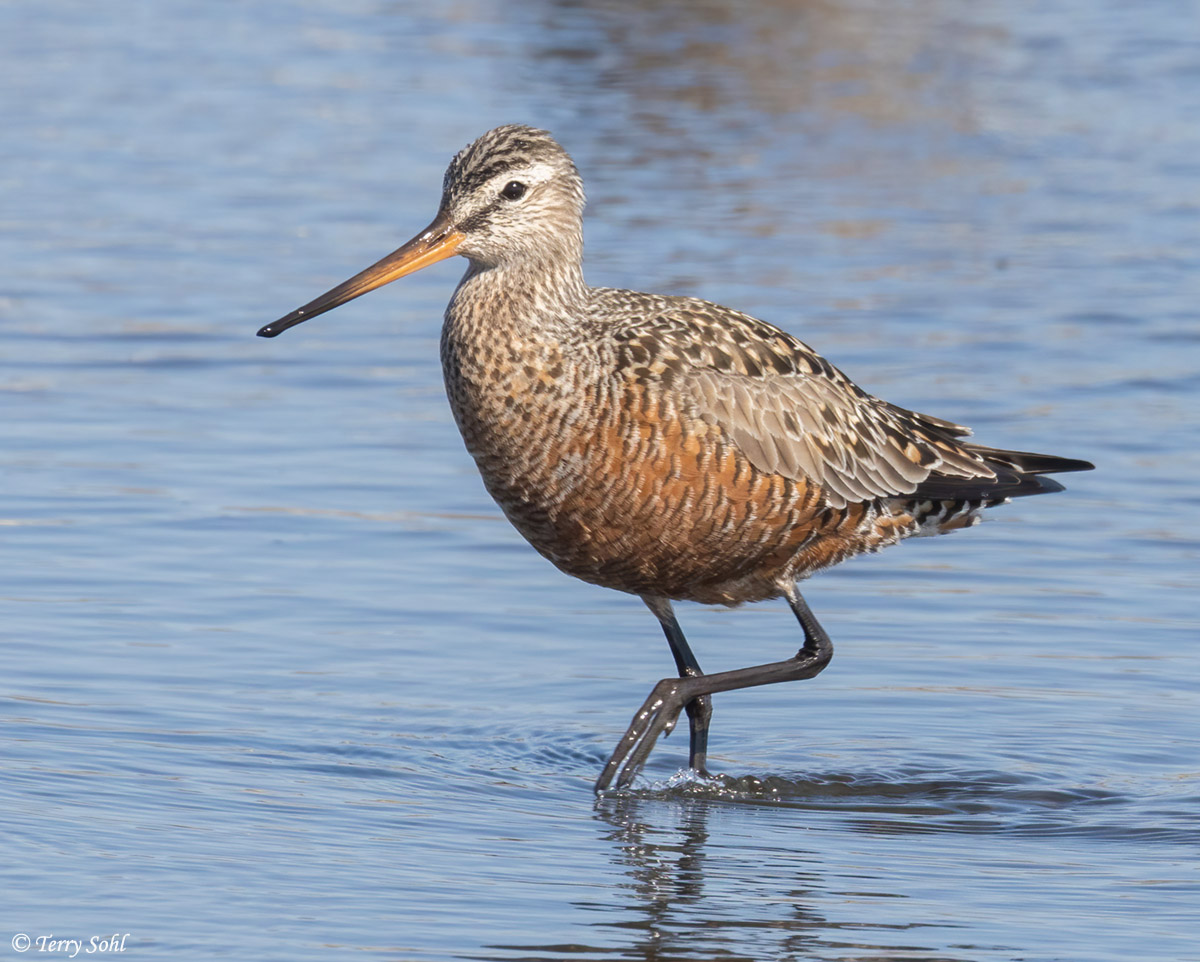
2, 1, 1197, 960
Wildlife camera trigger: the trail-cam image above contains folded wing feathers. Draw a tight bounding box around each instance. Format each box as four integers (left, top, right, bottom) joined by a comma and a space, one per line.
688, 339, 997, 509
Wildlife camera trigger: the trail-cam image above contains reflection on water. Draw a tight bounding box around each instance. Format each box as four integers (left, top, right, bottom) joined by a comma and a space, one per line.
2, 0, 1197, 960
483, 765, 1196, 962
538, 0, 986, 142
590, 796, 819, 962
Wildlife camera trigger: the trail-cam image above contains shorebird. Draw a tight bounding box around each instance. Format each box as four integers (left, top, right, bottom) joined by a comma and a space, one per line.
259, 125, 1093, 791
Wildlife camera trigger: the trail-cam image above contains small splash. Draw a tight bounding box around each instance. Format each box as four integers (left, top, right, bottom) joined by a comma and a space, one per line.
596, 767, 774, 798
660, 768, 729, 792
592, 764, 1172, 844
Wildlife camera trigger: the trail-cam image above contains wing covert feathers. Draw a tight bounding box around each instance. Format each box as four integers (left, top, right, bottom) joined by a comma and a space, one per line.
603, 291, 1092, 509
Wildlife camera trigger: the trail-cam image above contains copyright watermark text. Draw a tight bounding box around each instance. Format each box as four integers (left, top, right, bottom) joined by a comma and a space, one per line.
11, 934, 129, 957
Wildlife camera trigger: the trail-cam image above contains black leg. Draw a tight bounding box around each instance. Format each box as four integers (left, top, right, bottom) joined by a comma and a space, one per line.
595, 585, 834, 791
642, 596, 713, 779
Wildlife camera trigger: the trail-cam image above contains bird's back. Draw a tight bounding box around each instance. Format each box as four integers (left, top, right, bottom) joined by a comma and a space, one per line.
440, 277, 1089, 606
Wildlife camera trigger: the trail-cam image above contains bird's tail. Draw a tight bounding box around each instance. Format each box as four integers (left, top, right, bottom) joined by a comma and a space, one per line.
910, 447, 1094, 501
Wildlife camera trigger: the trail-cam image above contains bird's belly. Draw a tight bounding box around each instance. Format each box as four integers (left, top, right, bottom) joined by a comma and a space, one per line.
444, 365, 914, 605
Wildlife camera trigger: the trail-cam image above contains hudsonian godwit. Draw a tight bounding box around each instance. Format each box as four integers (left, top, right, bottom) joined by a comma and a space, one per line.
259, 125, 1094, 791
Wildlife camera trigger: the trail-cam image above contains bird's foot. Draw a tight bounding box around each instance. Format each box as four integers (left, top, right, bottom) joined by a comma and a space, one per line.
595, 676, 700, 791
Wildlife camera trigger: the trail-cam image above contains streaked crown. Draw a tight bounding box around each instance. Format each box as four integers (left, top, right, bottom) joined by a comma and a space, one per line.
438, 125, 587, 268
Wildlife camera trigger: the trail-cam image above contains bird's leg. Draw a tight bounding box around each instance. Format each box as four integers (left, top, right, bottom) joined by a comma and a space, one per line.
641, 596, 713, 779
595, 585, 834, 792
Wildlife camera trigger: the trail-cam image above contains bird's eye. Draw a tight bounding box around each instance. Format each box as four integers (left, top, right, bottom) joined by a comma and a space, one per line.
500, 181, 527, 201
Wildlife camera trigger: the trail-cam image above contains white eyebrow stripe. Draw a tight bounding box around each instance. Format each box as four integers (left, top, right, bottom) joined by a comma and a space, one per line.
491, 161, 558, 187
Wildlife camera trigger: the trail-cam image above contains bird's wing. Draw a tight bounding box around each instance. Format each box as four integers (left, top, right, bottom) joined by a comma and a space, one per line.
604, 294, 998, 509
690, 365, 999, 507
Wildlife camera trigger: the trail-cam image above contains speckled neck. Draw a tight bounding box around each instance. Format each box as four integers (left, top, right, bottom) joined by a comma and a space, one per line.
447, 251, 591, 343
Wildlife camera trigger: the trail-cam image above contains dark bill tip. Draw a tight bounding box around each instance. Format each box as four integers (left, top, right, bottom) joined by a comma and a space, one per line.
256, 218, 462, 339
257, 314, 305, 338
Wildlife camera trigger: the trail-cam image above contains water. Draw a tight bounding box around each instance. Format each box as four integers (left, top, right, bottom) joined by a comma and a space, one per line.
2, 1, 1197, 959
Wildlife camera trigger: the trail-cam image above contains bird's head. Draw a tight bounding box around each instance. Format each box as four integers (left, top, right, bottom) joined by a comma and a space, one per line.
258, 125, 584, 338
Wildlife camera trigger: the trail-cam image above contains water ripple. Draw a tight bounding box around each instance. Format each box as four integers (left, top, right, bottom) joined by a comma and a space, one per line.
600, 766, 1198, 845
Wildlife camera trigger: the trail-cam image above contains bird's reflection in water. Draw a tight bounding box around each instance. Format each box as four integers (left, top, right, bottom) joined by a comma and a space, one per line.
481, 766, 1095, 960
590, 791, 832, 960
